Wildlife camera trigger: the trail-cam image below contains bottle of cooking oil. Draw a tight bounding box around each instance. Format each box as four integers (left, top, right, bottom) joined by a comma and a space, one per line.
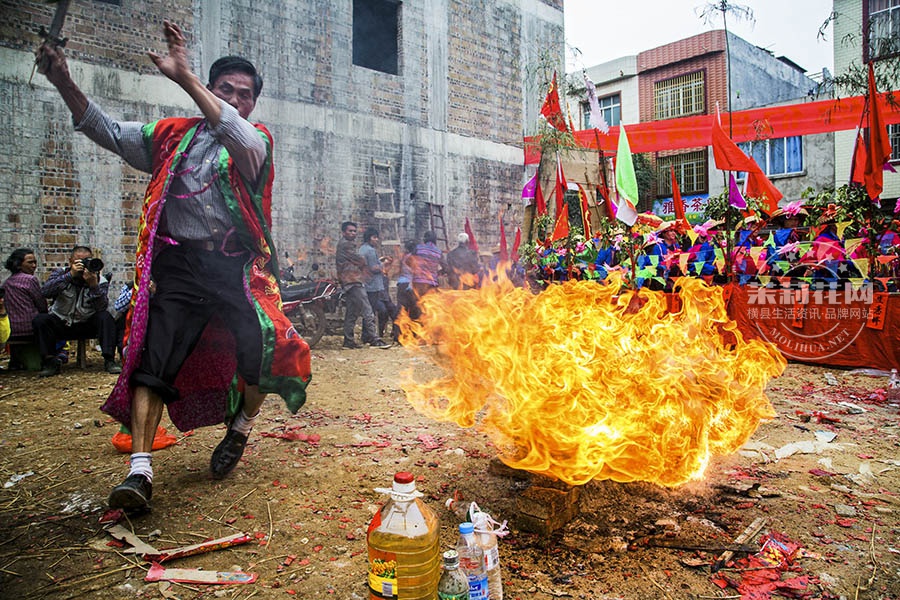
367, 472, 441, 600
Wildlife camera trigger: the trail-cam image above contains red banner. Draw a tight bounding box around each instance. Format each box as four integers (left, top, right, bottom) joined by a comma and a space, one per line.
524, 90, 900, 165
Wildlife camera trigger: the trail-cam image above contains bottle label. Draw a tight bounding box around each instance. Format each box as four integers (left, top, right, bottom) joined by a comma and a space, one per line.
368, 553, 398, 599
468, 574, 489, 600
484, 546, 500, 570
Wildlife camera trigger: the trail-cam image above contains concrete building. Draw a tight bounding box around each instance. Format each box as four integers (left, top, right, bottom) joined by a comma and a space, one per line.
0, 0, 564, 286
570, 30, 832, 221
832, 0, 900, 202
578, 55, 639, 130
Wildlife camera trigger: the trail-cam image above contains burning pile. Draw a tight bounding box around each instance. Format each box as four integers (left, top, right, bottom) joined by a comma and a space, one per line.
398, 272, 785, 488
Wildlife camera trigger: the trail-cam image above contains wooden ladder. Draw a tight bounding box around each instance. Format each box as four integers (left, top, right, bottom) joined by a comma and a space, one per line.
371, 160, 402, 248
425, 202, 449, 250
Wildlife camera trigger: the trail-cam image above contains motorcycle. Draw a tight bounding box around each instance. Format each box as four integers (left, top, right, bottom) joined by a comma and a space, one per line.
280, 261, 342, 348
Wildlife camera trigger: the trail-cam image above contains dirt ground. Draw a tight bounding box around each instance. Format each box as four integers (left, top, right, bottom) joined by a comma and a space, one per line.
0, 335, 898, 600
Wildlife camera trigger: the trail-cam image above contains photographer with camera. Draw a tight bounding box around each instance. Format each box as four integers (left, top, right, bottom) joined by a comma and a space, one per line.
33, 245, 121, 377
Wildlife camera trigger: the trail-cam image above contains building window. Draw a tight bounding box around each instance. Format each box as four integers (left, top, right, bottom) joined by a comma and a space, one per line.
581, 94, 621, 129
867, 0, 900, 60
353, 0, 400, 75
657, 150, 708, 196
890, 123, 900, 161
654, 71, 705, 120
738, 137, 804, 176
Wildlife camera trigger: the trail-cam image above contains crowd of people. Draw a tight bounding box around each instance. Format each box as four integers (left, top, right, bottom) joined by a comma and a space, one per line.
334, 227, 499, 351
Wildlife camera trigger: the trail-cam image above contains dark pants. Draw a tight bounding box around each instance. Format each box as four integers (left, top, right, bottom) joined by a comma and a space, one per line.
367, 290, 398, 339
114, 312, 127, 360
342, 283, 377, 344
131, 245, 262, 403
397, 282, 420, 321
33, 311, 118, 362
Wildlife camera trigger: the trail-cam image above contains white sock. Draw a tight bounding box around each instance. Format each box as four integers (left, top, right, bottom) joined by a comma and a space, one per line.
128, 452, 153, 481
230, 409, 259, 436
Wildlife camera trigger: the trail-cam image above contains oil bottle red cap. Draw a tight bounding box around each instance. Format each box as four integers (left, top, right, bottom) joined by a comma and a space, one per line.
394, 472, 414, 484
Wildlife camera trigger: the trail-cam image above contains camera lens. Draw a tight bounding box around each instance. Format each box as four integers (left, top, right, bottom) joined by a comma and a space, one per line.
84, 258, 104, 272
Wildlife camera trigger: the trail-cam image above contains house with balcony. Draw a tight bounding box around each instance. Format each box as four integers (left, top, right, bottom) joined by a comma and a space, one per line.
570, 30, 833, 221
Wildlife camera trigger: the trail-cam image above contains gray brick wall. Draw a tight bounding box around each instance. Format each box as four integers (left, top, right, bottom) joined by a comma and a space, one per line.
0, 0, 563, 285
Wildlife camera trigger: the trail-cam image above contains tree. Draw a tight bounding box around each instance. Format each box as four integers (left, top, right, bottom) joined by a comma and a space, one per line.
698, 1, 755, 132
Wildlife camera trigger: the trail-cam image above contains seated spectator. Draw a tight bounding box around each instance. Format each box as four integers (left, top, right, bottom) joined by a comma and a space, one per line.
2, 248, 48, 369
0, 293, 9, 345
32, 246, 121, 377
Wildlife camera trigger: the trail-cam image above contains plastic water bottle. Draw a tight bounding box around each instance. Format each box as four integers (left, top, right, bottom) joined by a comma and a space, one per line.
456, 522, 489, 600
469, 505, 504, 600
366, 472, 441, 600
889, 369, 899, 390
437, 549, 470, 600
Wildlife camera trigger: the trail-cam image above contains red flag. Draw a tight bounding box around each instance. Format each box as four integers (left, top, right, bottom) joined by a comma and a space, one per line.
711, 112, 782, 212
555, 152, 568, 217
670, 165, 686, 223
551, 204, 569, 241
540, 72, 569, 133
712, 114, 760, 173
670, 166, 692, 233
511, 227, 522, 261
534, 177, 547, 216
464, 217, 479, 253
576, 182, 592, 237
499, 211, 509, 261
745, 171, 782, 213
851, 128, 868, 186
865, 62, 893, 200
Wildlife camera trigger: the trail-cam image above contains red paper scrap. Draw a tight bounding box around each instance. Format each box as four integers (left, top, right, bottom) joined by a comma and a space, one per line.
142, 532, 252, 563
417, 434, 441, 450
145, 562, 257, 585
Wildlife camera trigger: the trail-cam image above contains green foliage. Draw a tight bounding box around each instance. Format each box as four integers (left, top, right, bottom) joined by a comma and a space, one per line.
702, 188, 767, 222
537, 123, 579, 156
817, 10, 900, 102
633, 153, 654, 208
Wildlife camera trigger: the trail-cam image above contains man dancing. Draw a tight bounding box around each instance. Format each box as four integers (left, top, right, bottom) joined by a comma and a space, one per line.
38, 21, 311, 512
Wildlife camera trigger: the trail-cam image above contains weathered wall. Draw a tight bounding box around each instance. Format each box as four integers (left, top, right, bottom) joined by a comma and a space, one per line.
0, 0, 564, 287
728, 32, 818, 111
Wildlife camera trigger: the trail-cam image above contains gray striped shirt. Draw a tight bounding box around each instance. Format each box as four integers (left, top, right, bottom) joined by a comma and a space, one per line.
75, 98, 266, 243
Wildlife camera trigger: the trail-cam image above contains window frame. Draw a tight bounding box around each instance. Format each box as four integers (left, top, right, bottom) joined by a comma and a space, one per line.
736, 136, 805, 178
864, 0, 900, 62
580, 93, 622, 130
656, 150, 708, 197
889, 123, 900, 162
653, 70, 706, 121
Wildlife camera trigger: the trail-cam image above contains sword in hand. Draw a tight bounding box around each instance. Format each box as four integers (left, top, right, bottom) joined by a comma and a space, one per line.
31, 0, 71, 85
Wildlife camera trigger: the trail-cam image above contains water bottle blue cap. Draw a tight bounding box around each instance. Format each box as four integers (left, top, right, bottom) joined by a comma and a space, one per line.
459, 521, 474, 534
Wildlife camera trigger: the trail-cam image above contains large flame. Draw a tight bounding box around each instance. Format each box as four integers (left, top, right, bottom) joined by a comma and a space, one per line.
397, 272, 785, 487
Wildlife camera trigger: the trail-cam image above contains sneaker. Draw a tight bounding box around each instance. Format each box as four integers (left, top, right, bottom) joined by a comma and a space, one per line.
342, 340, 361, 349
108, 474, 152, 511
210, 429, 249, 479
369, 339, 392, 349
39, 358, 61, 378
104, 359, 122, 374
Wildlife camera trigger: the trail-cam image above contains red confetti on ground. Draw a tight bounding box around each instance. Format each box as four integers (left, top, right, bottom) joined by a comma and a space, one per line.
835, 518, 856, 528
417, 434, 441, 450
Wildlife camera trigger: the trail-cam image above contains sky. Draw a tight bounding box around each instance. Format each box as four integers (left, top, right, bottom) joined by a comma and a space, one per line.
564, 0, 835, 77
